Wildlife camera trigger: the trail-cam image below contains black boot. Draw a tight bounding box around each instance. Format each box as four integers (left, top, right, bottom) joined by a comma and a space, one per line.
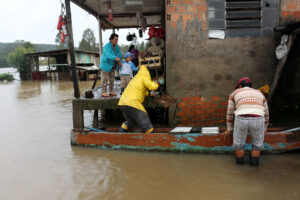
249, 155, 259, 167
235, 156, 244, 165
120, 88, 124, 95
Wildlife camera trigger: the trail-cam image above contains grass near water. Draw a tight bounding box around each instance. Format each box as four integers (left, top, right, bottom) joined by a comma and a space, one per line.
0, 73, 14, 81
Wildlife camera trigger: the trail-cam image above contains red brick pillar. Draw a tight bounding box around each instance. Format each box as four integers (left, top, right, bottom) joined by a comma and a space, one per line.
166, 0, 207, 30
281, 0, 300, 24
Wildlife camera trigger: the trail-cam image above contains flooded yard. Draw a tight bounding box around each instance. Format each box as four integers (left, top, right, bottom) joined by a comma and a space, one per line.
0, 73, 299, 200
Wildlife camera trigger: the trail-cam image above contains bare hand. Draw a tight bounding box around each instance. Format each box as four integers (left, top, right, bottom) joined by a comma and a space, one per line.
222, 130, 232, 141
150, 91, 156, 97
115, 57, 120, 62
153, 80, 160, 85
118, 62, 122, 67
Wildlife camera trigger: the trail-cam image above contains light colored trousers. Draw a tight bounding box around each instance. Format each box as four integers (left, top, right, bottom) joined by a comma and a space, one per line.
233, 116, 265, 150
120, 75, 131, 89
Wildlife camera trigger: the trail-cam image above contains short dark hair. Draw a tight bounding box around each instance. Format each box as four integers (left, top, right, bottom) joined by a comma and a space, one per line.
129, 45, 135, 51
240, 80, 252, 88
109, 33, 119, 40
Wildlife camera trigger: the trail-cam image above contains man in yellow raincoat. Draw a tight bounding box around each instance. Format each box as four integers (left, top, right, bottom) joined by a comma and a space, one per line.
118, 65, 159, 133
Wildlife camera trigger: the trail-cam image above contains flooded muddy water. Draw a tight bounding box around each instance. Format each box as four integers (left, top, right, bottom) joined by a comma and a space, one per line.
0, 75, 299, 200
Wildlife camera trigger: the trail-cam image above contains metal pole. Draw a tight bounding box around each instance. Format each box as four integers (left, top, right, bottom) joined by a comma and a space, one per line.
65, 0, 80, 98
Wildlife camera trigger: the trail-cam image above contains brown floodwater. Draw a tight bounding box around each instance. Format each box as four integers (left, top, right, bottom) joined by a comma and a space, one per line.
0, 79, 300, 200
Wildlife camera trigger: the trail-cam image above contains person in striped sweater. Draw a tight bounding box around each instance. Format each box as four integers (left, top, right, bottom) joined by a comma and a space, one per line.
222, 77, 269, 166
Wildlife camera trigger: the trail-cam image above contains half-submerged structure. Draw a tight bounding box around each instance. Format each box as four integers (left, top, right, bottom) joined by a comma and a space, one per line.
27, 49, 99, 80
66, 0, 300, 153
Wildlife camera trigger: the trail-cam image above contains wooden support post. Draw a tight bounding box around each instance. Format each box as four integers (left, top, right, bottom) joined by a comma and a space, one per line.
29, 56, 34, 72
98, 15, 103, 55
48, 56, 52, 80
34, 56, 39, 72
93, 110, 99, 128
73, 109, 84, 129
65, 0, 80, 98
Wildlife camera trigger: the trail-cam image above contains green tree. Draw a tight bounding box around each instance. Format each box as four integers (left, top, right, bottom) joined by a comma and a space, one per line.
119, 44, 130, 56
136, 41, 147, 52
23, 42, 34, 49
55, 32, 69, 49
78, 28, 96, 52
7, 42, 35, 80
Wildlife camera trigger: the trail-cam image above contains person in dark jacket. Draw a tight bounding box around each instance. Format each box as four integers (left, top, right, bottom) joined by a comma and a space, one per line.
129, 45, 139, 76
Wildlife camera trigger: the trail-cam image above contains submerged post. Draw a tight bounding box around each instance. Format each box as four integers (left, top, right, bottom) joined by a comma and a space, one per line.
65, 0, 80, 98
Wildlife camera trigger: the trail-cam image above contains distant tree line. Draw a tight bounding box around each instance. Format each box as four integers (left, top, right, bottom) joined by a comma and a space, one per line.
0, 40, 57, 68
3, 28, 149, 77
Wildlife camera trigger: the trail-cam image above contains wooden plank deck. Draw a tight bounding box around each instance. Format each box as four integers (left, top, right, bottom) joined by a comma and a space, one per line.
72, 84, 162, 129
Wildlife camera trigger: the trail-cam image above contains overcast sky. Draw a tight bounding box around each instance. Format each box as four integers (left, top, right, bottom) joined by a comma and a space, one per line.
0, 0, 148, 46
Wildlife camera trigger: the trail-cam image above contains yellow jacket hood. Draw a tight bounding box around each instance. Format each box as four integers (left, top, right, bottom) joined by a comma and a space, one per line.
118, 65, 159, 113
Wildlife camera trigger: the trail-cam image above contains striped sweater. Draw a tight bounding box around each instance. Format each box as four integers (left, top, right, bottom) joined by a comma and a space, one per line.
226, 87, 269, 131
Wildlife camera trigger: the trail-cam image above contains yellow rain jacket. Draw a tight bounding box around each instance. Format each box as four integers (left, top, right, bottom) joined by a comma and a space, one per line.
118, 65, 159, 113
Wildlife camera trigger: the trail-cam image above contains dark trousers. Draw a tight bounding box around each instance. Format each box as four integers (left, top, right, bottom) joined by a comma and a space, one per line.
119, 106, 153, 133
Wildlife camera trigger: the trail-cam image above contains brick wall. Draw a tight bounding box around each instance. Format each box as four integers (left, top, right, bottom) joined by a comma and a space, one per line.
166, 0, 207, 30
176, 96, 228, 127
281, 0, 300, 24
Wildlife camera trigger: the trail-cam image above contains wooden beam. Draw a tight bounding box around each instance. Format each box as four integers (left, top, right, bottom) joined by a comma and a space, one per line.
105, 24, 161, 29
71, 0, 115, 28
99, 16, 115, 29
71, 0, 98, 16
65, 0, 80, 98
99, 12, 161, 18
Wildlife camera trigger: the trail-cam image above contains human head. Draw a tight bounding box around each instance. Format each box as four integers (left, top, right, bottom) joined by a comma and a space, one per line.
236, 77, 252, 89
124, 52, 131, 62
109, 33, 119, 46
129, 45, 135, 51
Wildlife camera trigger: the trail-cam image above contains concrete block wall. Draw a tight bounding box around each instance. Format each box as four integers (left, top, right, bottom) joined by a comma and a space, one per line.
165, 0, 298, 126
281, 0, 300, 24
165, 0, 276, 126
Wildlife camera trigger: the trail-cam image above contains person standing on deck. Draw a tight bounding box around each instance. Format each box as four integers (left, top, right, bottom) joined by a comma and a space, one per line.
129, 45, 139, 76
222, 77, 269, 166
99, 33, 122, 97
118, 65, 159, 133
119, 52, 138, 95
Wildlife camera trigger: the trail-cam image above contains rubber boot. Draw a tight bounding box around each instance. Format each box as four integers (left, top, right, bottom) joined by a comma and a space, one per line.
119, 127, 128, 132
235, 150, 245, 165
235, 156, 244, 165
120, 88, 124, 95
249, 155, 260, 167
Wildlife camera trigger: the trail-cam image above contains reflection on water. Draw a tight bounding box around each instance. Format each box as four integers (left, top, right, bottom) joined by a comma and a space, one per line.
0, 80, 299, 200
